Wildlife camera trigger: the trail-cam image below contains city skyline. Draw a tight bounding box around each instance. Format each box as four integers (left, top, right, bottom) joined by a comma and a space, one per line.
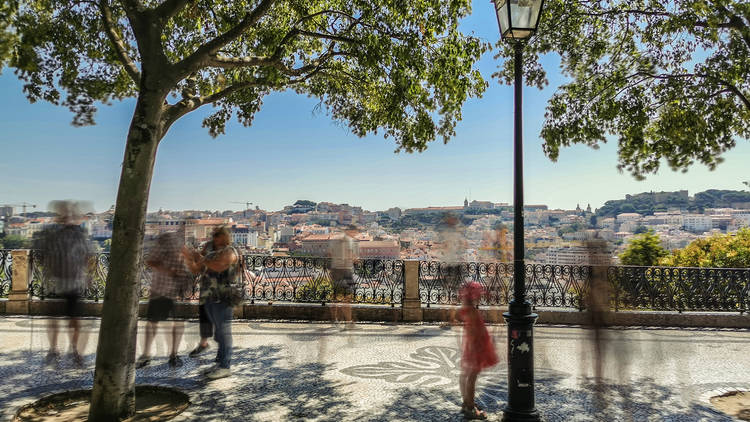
1, 0, 748, 214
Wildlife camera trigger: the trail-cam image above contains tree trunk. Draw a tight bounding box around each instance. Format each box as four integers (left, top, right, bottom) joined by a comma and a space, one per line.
89, 90, 165, 420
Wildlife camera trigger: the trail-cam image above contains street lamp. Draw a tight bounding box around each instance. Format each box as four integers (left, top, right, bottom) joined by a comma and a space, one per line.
491, 0, 545, 421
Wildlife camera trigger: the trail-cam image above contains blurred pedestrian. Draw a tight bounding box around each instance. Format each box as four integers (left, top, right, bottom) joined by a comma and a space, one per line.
184, 226, 241, 380
458, 282, 498, 420
136, 231, 193, 368
36, 200, 93, 367
328, 224, 359, 325
439, 214, 466, 322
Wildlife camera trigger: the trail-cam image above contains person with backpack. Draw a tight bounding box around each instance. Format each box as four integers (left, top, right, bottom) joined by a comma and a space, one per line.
184, 226, 241, 380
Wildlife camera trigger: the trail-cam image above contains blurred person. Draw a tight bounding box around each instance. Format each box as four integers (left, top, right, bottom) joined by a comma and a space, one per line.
36, 200, 93, 367
186, 231, 213, 359
184, 226, 241, 380
584, 236, 615, 412
136, 231, 193, 369
479, 224, 510, 263
187, 301, 213, 359
458, 282, 498, 420
328, 225, 359, 325
438, 214, 467, 323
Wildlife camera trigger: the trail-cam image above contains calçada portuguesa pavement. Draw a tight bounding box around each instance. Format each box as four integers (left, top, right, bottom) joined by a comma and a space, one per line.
1, 316, 749, 421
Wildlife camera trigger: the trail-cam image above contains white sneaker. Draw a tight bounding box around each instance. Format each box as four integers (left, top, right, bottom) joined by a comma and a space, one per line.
201, 364, 218, 375
205, 367, 231, 380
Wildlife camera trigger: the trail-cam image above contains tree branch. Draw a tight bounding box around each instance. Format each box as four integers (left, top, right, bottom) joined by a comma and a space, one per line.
206, 55, 276, 68
173, 0, 277, 79
297, 30, 357, 44
153, 0, 192, 23
162, 61, 328, 131
98, 0, 141, 84
162, 79, 263, 132
206, 51, 352, 75
634, 72, 750, 110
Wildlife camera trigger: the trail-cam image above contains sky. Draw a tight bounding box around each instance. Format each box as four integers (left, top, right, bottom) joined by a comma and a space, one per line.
1, 1, 748, 214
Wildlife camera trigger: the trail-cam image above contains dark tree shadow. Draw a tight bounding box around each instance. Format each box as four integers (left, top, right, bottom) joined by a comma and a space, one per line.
1, 345, 357, 421
363, 374, 734, 422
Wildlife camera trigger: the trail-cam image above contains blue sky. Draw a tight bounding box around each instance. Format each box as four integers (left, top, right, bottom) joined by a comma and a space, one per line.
1, 1, 748, 214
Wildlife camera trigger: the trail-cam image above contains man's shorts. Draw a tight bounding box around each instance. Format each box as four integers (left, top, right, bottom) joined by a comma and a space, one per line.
146, 297, 176, 322
61, 293, 81, 317
329, 268, 355, 297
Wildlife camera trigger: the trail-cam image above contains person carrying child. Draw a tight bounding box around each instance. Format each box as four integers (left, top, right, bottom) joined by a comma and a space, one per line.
458, 281, 498, 420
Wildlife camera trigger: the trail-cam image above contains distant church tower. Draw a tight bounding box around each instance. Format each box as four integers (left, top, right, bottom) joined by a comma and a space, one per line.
575, 203, 581, 212
586, 203, 592, 213
464, 198, 469, 208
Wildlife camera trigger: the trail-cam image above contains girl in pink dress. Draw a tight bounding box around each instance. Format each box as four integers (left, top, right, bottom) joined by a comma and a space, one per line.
459, 282, 498, 420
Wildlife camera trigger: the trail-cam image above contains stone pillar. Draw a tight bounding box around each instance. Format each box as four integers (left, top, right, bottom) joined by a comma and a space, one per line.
402, 260, 422, 322
7, 250, 31, 314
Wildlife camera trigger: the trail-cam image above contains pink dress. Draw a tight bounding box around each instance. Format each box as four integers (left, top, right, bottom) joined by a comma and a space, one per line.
460, 307, 499, 371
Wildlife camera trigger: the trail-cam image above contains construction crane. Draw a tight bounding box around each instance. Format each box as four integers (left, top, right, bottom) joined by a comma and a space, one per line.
230, 201, 253, 218
0, 202, 37, 216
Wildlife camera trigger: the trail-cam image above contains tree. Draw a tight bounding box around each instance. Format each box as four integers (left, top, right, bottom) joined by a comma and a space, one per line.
494, 0, 750, 179
2, 0, 486, 418
633, 225, 648, 234
660, 228, 750, 268
293, 200, 316, 207
619, 231, 667, 266
0, 234, 32, 249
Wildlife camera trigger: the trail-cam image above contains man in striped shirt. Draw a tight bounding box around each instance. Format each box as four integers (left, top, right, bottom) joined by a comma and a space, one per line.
137, 231, 193, 368
36, 200, 93, 367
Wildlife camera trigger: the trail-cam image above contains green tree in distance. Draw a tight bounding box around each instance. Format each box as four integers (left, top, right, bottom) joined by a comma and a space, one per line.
494, 0, 750, 179
619, 231, 668, 266
633, 226, 648, 234
1, 0, 487, 418
293, 200, 316, 208
661, 228, 750, 268
0, 234, 31, 249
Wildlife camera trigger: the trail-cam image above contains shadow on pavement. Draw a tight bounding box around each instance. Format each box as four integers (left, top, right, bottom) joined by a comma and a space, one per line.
363, 375, 732, 422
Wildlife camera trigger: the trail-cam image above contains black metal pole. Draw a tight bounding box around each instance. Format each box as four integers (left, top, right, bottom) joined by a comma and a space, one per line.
502, 42, 541, 422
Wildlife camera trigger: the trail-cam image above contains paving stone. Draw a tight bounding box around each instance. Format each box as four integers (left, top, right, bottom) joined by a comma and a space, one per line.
0, 317, 748, 421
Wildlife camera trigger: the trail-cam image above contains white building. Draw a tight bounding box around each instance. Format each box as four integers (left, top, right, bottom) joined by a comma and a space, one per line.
616, 213, 642, 223
542, 246, 612, 266
682, 214, 712, 233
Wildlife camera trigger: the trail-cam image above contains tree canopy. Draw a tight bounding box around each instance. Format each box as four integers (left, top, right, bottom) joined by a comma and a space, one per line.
495, 0, 750, 179
661, 228, 750, 267
2, 1, 489, 418
7, 0, 487, 149
619, 231, 667, 266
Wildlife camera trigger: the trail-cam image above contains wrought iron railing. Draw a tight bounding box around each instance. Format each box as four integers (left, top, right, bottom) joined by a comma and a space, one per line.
418, 261, 750, 313
0, 250, 12, 298
418, 261, 588, 309
27, 252, 404, 306
609, 266, 750, 313
242, 255, 404, 306
29, 251, 154, 301
17, 249, 750, 312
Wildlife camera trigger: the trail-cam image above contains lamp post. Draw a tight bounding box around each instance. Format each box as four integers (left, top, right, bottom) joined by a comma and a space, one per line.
491, 0, 545, 421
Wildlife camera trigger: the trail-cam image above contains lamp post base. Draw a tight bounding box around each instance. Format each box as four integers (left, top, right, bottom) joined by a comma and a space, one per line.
502, 305, 540, 422
501, 408, 541, 422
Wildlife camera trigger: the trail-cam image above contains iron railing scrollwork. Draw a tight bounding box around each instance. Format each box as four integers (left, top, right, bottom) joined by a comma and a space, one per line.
608, 266, 750, 313
19, 249, 750, 312
30, 251, 155, 301
418, 261, 750, 313
242, 255, 404, 306
0, 250, 12, 298
418, 262, 589, 308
